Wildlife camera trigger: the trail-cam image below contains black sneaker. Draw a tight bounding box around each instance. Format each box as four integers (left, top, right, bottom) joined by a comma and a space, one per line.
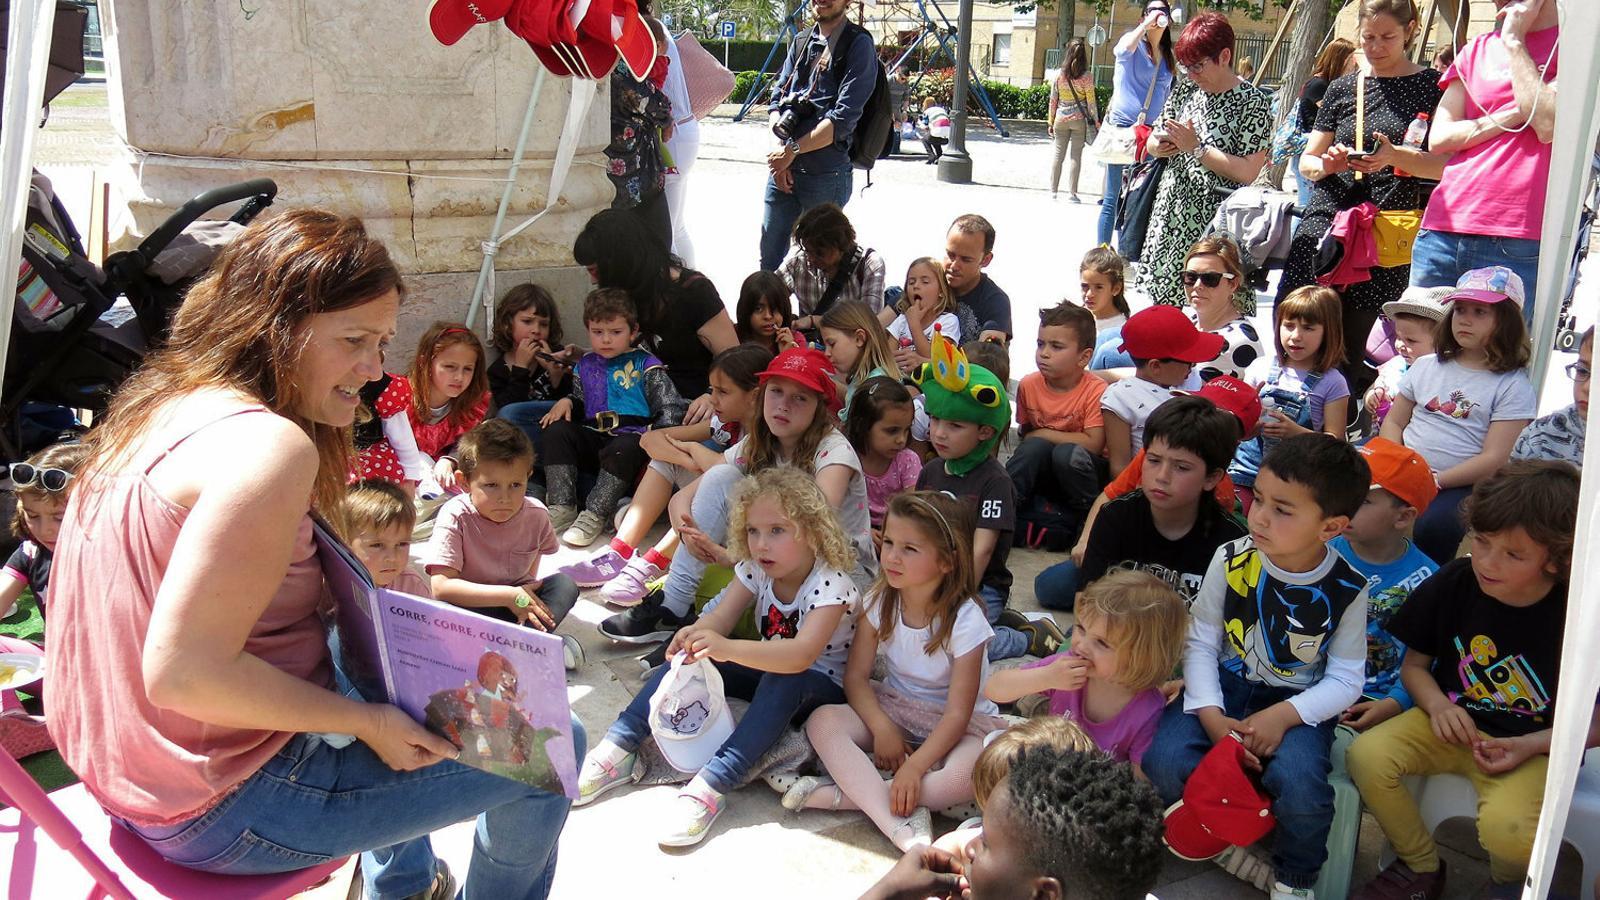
599, 588, 692, 644
638, 641, 669, 676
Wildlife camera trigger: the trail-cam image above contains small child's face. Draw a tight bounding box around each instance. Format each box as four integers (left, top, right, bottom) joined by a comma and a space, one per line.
1070, 612, 1123, 684
510, 309, 551, 347
1142, 357, 1196, 388
1342, 488, 1410, 546
1573, 335, 1592, 421
18, 494, 65, 550
1141, 438, 1218, 512
1390, 315, 1436, 366
820, 327, 864, 374
928, 417, 994, 462
878, 511, 949, 590
743, 496, 812, 582
1280, 317, 1324, 365
906, 263, 942, 308
709, 369, 759, 425
762, 377, 822, 444
1035, 325, 1090, 382
748, 302, 784, 340
1450, 300, 1497, 353
1247, 469, 1347, 566
1079, 269, 1119, 319
1468, 526, 1559, 605
866, 404, 914, 460
586, 315, 639, 359
354, 522, 413, 588
460, 459, 531, 524
430, 344, 479, 402
964, 782, 1042, 900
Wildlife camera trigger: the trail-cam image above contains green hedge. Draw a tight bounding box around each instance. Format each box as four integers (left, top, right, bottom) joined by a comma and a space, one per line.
730, 68, 1095, 121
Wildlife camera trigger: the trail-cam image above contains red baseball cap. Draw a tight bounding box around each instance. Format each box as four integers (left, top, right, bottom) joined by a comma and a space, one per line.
571, 0, 622, 78
758, 347, 842, 413
428, 0, 516, 46
1163, 733, 1276, 861
1358, 437, 1438, 512
610, 0, 658, 80
1119, 306, 1227, 364
1194, 375, 1262, 436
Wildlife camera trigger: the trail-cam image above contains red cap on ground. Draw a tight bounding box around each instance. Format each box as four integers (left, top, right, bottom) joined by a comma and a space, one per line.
1163, 734, 1276, 861
1119, 306, 1227, 364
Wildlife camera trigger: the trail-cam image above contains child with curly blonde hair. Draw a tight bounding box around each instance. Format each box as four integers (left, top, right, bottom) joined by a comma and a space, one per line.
576, 466, 861, 848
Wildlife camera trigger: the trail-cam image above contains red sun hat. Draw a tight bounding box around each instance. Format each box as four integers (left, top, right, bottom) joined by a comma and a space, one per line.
1119, 305, 1227, 364
1163, 733, 1277, 861
428, 0, 517, 45
1194, 375, 1262, 435
758, 347, 842, 413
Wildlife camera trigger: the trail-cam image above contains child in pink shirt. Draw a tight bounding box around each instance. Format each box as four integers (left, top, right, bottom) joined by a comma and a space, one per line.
423, 419, 582, 669
984, 569, 1185, 771
345, 480, 431, 598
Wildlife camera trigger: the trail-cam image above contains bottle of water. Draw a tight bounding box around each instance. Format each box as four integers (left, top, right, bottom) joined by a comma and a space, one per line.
1394, 113, 1430, 178
1257, 396, 1279, 452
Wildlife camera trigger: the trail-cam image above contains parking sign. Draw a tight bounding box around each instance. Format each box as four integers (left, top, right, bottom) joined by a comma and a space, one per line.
719, 20, 735, 38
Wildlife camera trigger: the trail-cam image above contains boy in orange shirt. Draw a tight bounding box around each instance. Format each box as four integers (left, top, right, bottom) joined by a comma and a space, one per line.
1006, 303, 1106, 520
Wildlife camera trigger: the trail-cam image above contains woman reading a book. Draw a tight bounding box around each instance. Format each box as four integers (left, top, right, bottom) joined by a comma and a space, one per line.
44, 210, 579, 899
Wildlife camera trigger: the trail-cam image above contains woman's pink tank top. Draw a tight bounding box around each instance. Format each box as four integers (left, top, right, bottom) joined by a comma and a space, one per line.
45, 407, 331, 826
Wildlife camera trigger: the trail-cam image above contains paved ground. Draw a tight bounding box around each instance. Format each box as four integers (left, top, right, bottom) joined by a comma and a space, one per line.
30, 84, 1598, 899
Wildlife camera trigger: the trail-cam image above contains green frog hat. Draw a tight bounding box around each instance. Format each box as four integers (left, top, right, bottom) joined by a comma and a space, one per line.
911, 330, 1010, 475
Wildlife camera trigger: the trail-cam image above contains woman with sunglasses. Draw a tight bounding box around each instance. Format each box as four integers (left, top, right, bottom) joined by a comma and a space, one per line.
1132, 12, 1273, 310
1180, 235, 1264, 382
1097, 0, 1177, 245
44, 211, 579, 899
0, 441, 88, 619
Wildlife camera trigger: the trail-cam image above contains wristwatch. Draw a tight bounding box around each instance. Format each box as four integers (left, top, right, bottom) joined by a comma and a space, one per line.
784, 137, 800, 156
1190, 139, 1209, 161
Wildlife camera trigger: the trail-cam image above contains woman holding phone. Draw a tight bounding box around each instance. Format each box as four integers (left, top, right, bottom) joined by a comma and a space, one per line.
1095, 0, 1176, 244
1277, 0, 1446, 389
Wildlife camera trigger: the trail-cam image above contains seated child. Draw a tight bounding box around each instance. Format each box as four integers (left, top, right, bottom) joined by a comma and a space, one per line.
820, 301, 903, 417
1365, 286, 1450, 434
885, 257, 961, 359
793, 492, 1005, 850
1512, 325, 1590, 468
1349, 461, 1583, 899
577, 468, 861, 848
1101, 306, 1225, 476
540, 288, 688, 547
1041, 388, 1252, 611
360, 322, 490, 496
914, 336, 1058, 662
988, 570, 1184, 772
1081, 246, 1133, 367
1145, 434, 1371, 899
2, 441, 89, 618
931, 716, 1097, 858
1329, 438, 1440, 732
865, 744, 1166, 900
1006, 302, 1106, 522
735, 271, 795, 355
345, 479, 431, 597
423, 419, 582, 669
487, 283, 576, 459
845, 376, 921, 535
561, 344, 771, 604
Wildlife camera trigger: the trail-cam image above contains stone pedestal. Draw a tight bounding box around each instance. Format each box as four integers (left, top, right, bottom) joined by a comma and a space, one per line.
99, 0, 613, 362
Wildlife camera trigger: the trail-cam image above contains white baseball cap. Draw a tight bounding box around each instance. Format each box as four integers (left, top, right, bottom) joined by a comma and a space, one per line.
648, 653, 735, 773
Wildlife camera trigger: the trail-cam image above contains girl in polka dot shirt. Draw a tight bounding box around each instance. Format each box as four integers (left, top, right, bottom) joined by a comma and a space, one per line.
793, 491, 1006, 851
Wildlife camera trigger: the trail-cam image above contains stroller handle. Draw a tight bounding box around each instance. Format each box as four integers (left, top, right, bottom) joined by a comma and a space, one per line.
108, 178, 278, 282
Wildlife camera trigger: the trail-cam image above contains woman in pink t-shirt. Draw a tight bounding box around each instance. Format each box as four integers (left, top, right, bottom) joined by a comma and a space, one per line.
46, 211, 579, 898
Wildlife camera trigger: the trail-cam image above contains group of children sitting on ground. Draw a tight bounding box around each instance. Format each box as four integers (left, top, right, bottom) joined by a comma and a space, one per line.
6, 205, 1591, 900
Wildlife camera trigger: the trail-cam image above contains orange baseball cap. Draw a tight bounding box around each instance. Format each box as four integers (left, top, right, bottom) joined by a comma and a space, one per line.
1357, 437, 1438, 511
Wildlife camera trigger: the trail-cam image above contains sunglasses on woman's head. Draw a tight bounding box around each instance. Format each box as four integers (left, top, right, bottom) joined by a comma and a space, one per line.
9, 463, 72, 493
1181, 271, 1236, 288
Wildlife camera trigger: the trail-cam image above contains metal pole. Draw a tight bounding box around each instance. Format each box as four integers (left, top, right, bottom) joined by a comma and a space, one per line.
936, 0, 974, 183
465, 66, 547, 332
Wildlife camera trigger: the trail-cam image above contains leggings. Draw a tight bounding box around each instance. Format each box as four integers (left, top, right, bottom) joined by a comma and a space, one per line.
1049, 117, 1088, 195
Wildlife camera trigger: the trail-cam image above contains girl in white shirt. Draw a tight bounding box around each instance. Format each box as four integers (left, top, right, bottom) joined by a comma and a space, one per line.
885, 257, 961, 359
790, 491, 1005, 850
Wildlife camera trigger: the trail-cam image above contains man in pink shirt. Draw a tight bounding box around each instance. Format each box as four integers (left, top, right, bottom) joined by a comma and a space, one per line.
1412, 0, 1558, 324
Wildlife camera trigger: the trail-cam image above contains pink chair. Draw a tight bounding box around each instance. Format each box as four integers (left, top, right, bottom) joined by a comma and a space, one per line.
0, 748, 348, 899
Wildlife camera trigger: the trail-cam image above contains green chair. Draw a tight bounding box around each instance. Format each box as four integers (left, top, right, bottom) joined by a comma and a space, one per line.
1313, 724, 1363, 900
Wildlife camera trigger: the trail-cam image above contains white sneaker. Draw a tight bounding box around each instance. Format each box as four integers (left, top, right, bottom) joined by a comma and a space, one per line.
1270, 882, 1315, 900
1214, 844, 1276, 893
659, 790, 724, 847
560, 633, 585, 671
575, 747, 635, 806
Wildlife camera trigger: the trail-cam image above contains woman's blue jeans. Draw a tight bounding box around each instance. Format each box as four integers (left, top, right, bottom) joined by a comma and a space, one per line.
1144, 669, 1338, 889
1097, 162, 1127, 246
1410, 228, 1542, 326
605, 659, 844, 794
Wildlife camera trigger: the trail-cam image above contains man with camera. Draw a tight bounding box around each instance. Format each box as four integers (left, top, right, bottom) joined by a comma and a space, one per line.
759, 0, 878, 273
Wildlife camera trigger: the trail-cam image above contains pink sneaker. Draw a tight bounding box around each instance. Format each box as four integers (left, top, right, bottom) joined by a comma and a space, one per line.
559, 548, 628, 588
598, 554, 664, 607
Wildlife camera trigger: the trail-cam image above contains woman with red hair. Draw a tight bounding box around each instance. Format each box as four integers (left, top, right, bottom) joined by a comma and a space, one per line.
1131, 11, 1274, 310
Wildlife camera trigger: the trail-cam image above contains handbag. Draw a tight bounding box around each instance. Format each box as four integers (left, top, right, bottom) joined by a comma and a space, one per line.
673, 31, 735, 121
1090, 68, 1161, 165
1115, 156, 1168, 260
1373, 209, 1423, 267
1269, 104, 1306, 165
1064, 76, 1098, 141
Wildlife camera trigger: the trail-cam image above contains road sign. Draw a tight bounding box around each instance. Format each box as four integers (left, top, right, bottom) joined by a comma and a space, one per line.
719, 20, 736, 38
1086, 24, 1106, 48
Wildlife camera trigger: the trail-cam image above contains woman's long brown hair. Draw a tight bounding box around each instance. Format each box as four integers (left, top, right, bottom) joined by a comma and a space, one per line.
85, 209, 404, 516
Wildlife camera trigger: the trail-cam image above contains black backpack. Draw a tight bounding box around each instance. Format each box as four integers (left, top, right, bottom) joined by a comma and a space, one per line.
835, 24, 892, 171
1016, 493, 1085, 553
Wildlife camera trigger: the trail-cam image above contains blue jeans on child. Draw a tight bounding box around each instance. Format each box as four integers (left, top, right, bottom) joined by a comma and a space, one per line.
979, 585, 1029, 661
122, 648, 585, 900
1410, 229, 1542, 325
1033, 558, 1082, 612
605, 660, 845, 794
497, 400, 558, 461
1097, 163, 1126, 246
1144, 668, 1338, 889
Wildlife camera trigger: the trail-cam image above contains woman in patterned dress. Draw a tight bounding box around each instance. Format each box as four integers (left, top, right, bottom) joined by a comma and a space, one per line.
1133, 12, 1273, 310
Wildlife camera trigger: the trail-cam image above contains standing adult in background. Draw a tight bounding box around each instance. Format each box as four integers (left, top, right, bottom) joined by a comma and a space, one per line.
1134, 12, 1273, 309
1411, 0, 1558, 322
886, 66, 910, 156
46, 210, 579, 898
660, 23, 701, 266
759, 0, 877, 272
1279, 0, 1446, 389
1048, 38, 1100, 203
1096, 0, 1176, 246
605, 59, 674, 251
1294, 38, 1357, 207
